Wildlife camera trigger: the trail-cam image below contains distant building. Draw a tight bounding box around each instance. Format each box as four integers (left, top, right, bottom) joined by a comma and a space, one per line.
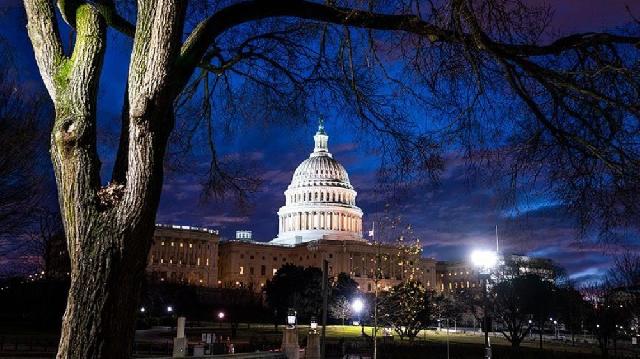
145, 121, 549, 294
235, 231, 252, 240
147, 225, 219, 286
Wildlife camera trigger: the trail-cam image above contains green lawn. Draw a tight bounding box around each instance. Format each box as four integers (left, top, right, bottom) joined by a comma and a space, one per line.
185, 323, 601, 355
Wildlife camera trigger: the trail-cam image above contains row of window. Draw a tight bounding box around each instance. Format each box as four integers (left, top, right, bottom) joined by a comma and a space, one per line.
287, 190, 355, 205
151, 256, 210, 266
238, 253, 330, 261
159, 241, 212, 250
440, 270, 473, 277
239, 265, 278, 276
447, 281, 480, 289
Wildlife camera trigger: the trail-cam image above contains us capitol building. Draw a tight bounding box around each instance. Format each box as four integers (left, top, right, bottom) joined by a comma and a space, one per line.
146, 122, 544, 293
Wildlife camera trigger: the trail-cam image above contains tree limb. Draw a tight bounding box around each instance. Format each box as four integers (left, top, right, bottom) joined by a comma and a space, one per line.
23, 0, 65, 98
176, 0, 640, 89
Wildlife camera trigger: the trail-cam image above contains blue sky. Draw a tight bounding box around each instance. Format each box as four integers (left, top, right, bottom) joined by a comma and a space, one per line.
2, 0, 639, 284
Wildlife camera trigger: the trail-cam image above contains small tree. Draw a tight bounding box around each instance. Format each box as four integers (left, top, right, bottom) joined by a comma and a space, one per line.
379, 281, 432, 341
492, 275, 545, 348
527, 277, 556, 349
329, 296, 351, 325
556, 285, 589, 345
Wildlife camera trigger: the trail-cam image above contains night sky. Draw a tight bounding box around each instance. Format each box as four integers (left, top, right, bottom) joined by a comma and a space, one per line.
2, 0, 639, 284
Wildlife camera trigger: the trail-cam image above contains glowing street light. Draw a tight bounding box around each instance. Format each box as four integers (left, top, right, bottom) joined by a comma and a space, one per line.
351, 298, 364, 313
470, 250, 498, 272
351, 298, 365, 336
167, 305, 173, 313
140, 307, 146, 313
217, 311, 225, 320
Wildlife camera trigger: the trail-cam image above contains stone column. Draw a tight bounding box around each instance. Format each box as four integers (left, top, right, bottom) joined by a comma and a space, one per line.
281, 327, 299, 359
172, 316, 187, 358
306, 331, 321, 359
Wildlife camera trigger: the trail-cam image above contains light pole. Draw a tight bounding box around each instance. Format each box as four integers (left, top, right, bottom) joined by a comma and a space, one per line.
352, 298, 365, 336
471, 249, 497, 359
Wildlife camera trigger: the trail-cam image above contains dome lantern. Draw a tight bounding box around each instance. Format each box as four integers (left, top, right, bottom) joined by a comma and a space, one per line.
312, 117, 330, 157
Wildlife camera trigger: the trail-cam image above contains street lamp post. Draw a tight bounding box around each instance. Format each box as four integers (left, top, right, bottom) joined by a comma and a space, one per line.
471, 249, 497, 359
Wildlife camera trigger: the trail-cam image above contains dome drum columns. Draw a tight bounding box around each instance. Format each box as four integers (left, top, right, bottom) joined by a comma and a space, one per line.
279, 211, 362, 233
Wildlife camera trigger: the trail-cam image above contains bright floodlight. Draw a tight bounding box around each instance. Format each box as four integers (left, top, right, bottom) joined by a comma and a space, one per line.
470, 250, 498, 269
352, 298, 364, 313
167, 306, 173, 313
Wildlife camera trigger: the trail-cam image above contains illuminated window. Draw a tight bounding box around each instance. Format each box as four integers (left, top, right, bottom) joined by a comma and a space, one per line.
239, 266, 244, 275
160, 258, 164, 264
179, 243, 183, 248
197, 258, 200, 266
161, 241, 165, 246
169, 259, 173, 264
273, 268, 278, 276
206, 258, 209, 266
189, 243, 193, 248
171, 242, 174, 246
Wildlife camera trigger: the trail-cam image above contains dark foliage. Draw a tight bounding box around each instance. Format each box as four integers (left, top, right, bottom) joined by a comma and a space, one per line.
264, 264, 324, 324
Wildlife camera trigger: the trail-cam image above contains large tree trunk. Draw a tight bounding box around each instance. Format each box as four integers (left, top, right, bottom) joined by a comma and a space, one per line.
24, 0, 182, 357
53, 111, 172, 357
52, 106, 171, 358
57, 227, 149, 357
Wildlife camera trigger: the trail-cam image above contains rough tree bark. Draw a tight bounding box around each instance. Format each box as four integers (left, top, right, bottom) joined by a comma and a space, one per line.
24, 0, 183, 357
21, 0, 640, 358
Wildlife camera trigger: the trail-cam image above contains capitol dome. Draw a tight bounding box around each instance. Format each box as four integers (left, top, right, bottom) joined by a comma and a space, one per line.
271, 120, 364, 245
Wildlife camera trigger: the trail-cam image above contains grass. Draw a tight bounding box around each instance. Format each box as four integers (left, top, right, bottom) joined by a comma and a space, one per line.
179, 323, 602, 355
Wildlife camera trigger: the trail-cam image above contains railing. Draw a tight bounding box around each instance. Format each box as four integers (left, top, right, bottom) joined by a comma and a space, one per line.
141, 352, 286, 359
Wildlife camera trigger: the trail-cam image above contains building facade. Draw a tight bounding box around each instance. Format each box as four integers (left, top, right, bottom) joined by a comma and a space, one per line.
147, 225, 219, 286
